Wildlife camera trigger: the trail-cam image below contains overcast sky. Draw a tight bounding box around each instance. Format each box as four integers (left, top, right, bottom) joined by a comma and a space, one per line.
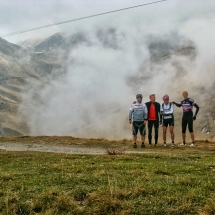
0, 0, 176, 43
1, 0, 215, 44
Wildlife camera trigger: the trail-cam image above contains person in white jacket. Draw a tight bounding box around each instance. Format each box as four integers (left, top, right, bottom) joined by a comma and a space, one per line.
129, 94, 148, 148
160, 94, 175, 147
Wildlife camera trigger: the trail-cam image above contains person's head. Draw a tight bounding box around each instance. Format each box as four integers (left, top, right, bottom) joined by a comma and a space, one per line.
182, 91, 188, 99
149, 94, 156, 102
136, 94, 143, 103
162, 94, 169, 104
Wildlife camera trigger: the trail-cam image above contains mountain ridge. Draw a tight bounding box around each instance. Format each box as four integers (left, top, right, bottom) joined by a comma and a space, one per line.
0, 33, 214, 141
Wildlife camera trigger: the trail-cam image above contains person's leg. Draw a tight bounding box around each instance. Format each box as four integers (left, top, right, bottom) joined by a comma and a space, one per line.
163, 126, 167, 142
141, 135, 145, 143
132, 122, 138, 148
154, 120, 159, 145
182, 133, 186, 142
188, 116, 195, 145
190, 132, 195, 142
133, 135, 137, 143
162, 125, 167, 147
139, 123, 146, 148
148, 121, 153, 145
169, 126, 174, 142
181, 117, 187, 145
140, 123, 146, 141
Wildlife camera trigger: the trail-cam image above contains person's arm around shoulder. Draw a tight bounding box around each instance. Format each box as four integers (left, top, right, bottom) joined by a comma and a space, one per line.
143, 104, 148, 125
145, 102, 150, 121
172, 101, 182, 107
160, 103, 164, 125
146, 101, 151, 107
170, 102, 174, 113
160, 103, 163, 113
156, 102, 162, 123
157, 102, 161, 115
129, 104, 134, 124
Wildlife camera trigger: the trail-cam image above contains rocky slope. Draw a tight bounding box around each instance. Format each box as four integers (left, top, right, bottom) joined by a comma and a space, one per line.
0, 36, 58, 136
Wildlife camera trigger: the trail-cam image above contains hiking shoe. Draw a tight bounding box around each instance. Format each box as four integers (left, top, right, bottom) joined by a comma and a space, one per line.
133, 144, 137, 148
179, 142, 186, 146
141, 144, 146, 148
148, 144, 152, 147
171, 143, 175, 147
163, 143, 167, 147
190, 143, 195, 147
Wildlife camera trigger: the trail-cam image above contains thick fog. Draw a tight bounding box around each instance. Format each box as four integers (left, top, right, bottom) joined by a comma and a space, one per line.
17, 0, 215, 139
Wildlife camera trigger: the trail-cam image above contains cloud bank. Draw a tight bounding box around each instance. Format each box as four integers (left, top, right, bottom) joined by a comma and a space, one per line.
18, 0, 215, 139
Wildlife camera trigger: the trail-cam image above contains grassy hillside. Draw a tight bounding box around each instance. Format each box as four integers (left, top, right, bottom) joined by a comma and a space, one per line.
0, 143, 215, 214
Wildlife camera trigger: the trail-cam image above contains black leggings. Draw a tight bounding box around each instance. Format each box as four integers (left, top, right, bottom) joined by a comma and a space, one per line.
182, 115, 193, 133
148, 120, 159, 144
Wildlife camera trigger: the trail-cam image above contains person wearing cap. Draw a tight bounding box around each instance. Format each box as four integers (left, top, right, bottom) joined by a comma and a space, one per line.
145, 94, 161, 146
160, 94, 175, 147
129, 94, 148, 148
173, 91, 200, 147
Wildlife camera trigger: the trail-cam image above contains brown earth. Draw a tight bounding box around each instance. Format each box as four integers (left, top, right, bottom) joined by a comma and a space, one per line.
0, 136, 214, 155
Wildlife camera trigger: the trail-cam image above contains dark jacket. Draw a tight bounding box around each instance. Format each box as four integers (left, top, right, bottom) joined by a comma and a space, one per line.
145, 102, 161, 121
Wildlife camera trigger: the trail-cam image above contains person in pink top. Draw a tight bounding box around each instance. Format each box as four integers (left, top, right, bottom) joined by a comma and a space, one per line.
160, 94, 175, 147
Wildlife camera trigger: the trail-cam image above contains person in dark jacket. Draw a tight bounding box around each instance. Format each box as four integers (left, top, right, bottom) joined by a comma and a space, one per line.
145, 94, 161, 146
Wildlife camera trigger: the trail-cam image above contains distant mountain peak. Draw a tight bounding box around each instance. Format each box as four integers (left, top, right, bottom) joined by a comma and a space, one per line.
34, 33, 66, 51
0, 37, 22, 55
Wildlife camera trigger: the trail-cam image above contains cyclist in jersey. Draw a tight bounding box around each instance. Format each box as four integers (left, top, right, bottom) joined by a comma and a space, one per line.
129, 94, 148, 148
173, 91, 200, 147
160, 94, 175, 147
145, 94, 161, 146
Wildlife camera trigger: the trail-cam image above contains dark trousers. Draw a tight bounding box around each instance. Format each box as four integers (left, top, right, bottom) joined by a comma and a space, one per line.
182, 115, 193, 133
148, 120, 159, 144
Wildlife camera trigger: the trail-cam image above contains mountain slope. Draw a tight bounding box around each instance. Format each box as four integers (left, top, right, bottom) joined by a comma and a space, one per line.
0, 36, 61, 136
0, 33, 215, 141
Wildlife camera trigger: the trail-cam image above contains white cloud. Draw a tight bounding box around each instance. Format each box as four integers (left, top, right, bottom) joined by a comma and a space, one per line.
15, 0, 215, 138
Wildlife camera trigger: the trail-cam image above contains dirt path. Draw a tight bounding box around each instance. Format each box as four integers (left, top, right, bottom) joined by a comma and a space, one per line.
0, 136, 136, 154
0, 142, 107, 154
0, 142, 172, 154
0, 141, 164, 155
0, 137, 214, 155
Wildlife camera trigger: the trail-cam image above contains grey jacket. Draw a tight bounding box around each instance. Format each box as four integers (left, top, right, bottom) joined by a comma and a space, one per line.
129, 102, 148, 121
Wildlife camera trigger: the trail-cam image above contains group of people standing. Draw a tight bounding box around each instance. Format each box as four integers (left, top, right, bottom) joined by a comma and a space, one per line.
129, 91, 200, 148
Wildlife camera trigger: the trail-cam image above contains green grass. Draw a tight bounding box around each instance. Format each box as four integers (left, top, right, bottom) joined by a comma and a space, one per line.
0, 149, 215, 215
